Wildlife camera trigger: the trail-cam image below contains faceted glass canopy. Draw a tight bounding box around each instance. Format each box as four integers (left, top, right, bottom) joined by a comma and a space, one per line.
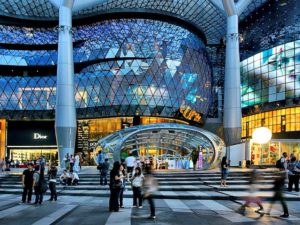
0, 0, 268, 44
0, 19, 211, 122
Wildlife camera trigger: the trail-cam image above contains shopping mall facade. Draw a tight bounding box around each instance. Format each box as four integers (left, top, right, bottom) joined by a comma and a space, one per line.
0, 0, 299, 168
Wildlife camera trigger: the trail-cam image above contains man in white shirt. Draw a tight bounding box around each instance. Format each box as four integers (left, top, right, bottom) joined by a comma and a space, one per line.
125, 152, 136, 180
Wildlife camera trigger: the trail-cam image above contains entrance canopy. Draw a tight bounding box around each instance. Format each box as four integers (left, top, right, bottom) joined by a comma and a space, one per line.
94, 123, 225, 170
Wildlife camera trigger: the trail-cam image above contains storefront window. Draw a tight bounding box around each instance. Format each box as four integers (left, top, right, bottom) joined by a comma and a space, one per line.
10, 149, 58, 164
250, 140, 300, 165
269, 142, 280, 165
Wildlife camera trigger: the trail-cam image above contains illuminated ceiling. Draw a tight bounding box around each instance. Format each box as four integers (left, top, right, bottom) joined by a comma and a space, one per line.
0, 0, 268, 44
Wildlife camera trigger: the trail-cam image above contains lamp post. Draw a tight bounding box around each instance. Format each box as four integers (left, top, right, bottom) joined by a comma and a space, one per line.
252, 127, 272, 165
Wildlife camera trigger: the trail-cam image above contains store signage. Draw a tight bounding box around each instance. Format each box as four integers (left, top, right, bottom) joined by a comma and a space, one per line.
33, 133, 47, 140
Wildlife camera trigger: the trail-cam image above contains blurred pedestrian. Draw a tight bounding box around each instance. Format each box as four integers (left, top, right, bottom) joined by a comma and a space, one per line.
142, 166, 158, 219
239, 169, 263, 214
267, 171, 289, 218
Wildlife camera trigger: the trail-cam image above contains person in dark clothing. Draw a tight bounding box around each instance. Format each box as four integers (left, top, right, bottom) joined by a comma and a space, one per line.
33, 166, 43, 204
119, 164, 126, 208
287, 156, 300, 192
267, 171, 289, 217
21, 163, 34, 203
48, 165, 57, 201
109, 161, 123, 212
100, 159, 110, 185
191, 148, 199, 171
220, 156, 229, 187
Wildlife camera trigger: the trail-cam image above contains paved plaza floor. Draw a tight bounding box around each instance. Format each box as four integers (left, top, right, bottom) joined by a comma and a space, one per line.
1, 194, 300, 225
1, 167, 300, 224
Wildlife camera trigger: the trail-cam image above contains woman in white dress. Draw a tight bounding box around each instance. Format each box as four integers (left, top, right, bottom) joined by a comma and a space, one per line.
73, 154, 80, 173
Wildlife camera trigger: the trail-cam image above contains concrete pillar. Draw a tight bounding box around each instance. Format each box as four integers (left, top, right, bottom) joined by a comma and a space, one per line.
54, 1, 77, 167
223, 14, 242, 146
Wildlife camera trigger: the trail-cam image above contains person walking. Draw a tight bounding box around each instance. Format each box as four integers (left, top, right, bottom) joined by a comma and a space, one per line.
220, 156, 229, 187
48, 165, 57, 201
100, 159, 110, 185
21, 163, 34, 203
267, 171, 289, 218
191, 148, 199, 171
142, 166, 158, 219
238, 169, 264, 214
131, 167, 144, 208
109, 161, 123, 212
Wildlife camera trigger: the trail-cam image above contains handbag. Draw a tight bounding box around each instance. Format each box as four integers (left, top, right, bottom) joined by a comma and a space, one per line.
112, 180, 122, 189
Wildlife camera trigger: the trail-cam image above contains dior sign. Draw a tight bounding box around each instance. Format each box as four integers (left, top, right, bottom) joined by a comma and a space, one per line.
33, 133, 47, 140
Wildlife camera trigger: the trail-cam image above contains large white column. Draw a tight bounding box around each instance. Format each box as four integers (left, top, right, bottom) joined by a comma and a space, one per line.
54, 1, 76, 167
223, 14, 242, 146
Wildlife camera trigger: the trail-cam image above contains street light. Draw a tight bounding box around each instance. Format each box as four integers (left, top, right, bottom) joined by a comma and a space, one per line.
252, 127, 272, 165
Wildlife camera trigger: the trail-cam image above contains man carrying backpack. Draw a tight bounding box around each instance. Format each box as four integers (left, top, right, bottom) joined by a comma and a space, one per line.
276, 152, 287, 171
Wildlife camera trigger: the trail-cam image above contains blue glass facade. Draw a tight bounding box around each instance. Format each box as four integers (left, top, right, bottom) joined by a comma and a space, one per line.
0, 19, 212, 121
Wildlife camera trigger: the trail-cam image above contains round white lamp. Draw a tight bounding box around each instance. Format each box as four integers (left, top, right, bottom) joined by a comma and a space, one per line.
252, 126, 272, 144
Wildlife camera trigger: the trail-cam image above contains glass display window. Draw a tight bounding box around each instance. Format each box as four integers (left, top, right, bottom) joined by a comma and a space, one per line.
10, 149, 58, 165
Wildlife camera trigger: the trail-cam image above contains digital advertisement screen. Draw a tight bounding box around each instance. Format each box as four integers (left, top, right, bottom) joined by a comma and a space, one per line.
241, 40, 300, 107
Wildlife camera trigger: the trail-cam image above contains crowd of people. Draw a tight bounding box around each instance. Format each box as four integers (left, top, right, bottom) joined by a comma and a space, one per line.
97, 151, 158, 219
21, 160, 57, 205
17, 149, 300, 219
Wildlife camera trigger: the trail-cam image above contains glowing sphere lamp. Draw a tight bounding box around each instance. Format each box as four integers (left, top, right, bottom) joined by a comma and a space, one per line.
252, 127, 272, 144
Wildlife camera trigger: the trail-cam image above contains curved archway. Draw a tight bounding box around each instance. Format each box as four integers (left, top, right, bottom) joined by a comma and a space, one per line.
94, 123, 225, 170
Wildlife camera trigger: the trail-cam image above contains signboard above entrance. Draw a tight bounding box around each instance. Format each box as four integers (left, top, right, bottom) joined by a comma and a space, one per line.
7, 121, 56, 146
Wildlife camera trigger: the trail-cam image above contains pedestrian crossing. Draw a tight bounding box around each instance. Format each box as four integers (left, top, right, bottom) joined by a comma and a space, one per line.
0, 195, 300, 224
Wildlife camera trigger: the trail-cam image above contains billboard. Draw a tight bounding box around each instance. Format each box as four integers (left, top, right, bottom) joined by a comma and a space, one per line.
241, 40, 300, 107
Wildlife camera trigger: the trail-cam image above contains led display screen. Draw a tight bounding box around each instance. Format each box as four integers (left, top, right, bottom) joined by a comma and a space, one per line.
241, 40, 300, 107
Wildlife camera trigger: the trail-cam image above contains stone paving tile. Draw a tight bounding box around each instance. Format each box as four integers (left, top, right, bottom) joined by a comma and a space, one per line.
0, 195, 300, 224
